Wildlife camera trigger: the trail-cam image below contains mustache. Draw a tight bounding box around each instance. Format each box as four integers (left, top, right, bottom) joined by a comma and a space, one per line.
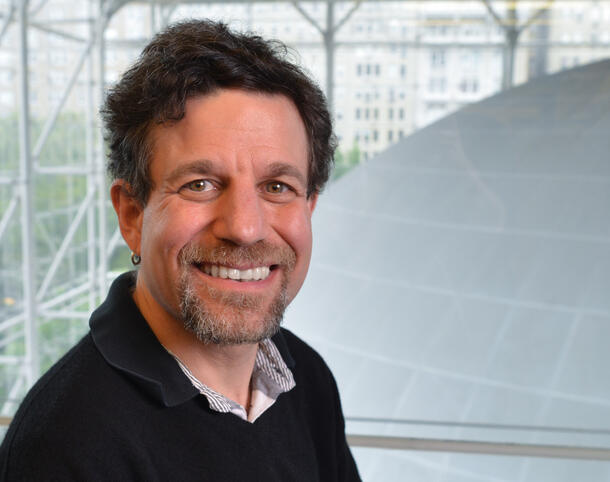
178, 240, 296, 270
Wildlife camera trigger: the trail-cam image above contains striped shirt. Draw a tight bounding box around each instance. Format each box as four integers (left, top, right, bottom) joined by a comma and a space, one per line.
168, 339, 296, 423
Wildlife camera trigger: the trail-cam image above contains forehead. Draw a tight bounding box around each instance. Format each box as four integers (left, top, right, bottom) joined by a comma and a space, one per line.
148, 89, 309, 181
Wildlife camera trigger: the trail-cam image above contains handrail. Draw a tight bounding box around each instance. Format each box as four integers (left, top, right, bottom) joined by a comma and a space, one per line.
347, 434, 610, 461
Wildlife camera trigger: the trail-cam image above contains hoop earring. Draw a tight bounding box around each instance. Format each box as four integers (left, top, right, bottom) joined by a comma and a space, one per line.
131, 252, 141, 265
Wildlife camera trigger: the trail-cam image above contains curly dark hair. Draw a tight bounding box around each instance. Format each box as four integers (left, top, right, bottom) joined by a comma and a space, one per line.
101, 19, 335, 204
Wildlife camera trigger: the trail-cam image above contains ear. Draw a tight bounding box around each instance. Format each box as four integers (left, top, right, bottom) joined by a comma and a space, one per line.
110, 180, 144, 255
307, 192, 318, 215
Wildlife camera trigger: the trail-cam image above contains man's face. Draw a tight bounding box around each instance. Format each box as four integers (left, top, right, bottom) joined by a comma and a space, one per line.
132, 89, 316, 344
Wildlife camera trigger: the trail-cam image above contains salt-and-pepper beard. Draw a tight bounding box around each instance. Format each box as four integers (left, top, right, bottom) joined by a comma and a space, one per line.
178, 241, 296, 345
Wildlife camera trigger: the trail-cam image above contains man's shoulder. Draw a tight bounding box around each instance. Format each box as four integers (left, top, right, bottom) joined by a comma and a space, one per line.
12, 333, 118, 415
0, 334, 136, 479
13, 334, 96, 410
4, 333, 123, 428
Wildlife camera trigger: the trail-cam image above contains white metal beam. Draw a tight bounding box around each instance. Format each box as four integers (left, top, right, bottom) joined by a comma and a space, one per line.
0, 195, 18, 243
95, 0, 111, 299
36, 189, 96, 302
32, 37, 96, 160
0, 369, 24, 416
0, 0, 15, 45
17, 0, 39, 387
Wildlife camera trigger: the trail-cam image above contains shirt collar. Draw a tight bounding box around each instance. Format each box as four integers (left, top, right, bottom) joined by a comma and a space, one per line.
89, 271, 295, 407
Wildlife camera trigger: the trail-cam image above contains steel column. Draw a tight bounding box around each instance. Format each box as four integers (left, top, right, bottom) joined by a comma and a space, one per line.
16, 0, 38, 387
86, 0, 97, 312
95, 0, 108, 299
323, 0, 335, 113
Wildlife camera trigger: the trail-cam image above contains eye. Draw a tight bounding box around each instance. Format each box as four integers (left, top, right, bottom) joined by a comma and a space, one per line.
265, 181, 289, 194
184, 179, 214, 192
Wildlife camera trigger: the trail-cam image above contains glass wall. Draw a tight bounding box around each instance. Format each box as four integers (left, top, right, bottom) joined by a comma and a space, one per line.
1, 1, 609, 479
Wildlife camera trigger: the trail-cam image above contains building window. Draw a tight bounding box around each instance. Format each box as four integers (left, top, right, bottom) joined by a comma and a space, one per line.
388, 130, 394, 142
459, 78, 479, 93
388, 108, 394, 120
430, 49, 446, 68
429, 77, 447, 93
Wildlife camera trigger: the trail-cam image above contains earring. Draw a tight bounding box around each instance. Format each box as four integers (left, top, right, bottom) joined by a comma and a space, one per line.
131, 252, 141, 265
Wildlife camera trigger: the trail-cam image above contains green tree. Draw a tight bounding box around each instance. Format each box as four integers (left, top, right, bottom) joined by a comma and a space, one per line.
332, 142, 361, 180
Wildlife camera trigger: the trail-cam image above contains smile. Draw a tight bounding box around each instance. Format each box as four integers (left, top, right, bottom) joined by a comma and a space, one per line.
197, 264, 272, 281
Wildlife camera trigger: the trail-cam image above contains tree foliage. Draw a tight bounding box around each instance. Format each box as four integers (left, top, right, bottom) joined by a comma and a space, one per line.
332, 142, 361, 180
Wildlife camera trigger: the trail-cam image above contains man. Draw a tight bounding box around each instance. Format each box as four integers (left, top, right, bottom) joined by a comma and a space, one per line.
0, 20, 360, 481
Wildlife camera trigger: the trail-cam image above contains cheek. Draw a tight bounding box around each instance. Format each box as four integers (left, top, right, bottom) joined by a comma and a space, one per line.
281, 206, 313, 257
140, 202, 199, 260
278, 207, 314, 294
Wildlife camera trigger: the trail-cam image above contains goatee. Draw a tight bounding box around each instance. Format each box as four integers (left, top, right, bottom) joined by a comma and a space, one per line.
177, 241, 296, 345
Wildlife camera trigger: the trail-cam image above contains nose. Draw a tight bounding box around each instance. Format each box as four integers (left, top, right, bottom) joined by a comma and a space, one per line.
212, 184, 267, 246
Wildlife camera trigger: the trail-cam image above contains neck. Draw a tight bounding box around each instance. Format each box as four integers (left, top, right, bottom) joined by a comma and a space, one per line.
132, 279, 258, 410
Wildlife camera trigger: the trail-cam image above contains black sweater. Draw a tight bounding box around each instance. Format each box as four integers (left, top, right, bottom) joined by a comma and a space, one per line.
0, 273, 360, 481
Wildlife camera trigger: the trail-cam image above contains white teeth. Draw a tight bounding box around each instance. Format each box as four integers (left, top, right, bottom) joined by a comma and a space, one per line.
201, 264, 271, 281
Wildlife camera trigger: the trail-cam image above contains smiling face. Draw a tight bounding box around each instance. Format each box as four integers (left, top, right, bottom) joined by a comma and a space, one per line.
114, 90, 316, 345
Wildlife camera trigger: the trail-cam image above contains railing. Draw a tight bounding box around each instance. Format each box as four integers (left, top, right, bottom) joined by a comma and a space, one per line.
345, 416, 610, 461
346, 434, 610, 461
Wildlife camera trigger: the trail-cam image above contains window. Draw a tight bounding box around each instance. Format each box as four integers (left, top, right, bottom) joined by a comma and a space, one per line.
429, 77, 447, 93
459, 78, 479, 93
430, 49, 446, 68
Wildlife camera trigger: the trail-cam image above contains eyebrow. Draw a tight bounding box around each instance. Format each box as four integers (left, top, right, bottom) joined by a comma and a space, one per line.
165, 160, 216, 184
265, 162, 307, 188
165, 159, 308, 187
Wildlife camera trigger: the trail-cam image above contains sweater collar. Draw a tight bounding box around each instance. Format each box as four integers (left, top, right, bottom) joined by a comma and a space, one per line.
89, 271, 295, 407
